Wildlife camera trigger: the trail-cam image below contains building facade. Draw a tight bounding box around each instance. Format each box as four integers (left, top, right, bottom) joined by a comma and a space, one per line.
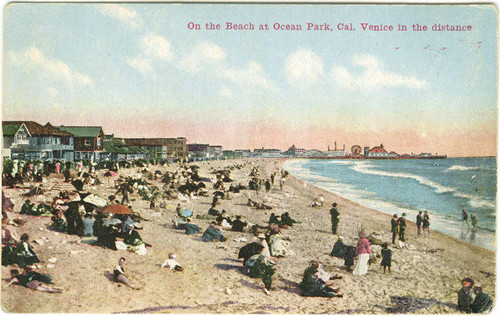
57, 126, 105, 161
3, 121, 74, 161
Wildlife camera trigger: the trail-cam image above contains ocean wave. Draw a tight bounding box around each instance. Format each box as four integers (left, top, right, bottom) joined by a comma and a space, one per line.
454, 192, 496, 209
351, 161, 456, 194
445, 165, 481, 172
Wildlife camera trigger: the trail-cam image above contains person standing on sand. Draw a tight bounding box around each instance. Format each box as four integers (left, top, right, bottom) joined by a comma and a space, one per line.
422, 211, 430, 237
391, 214, 399, 244
416, 211, 423, 237
279, 176, 285, 191
380, 243, 392, 273
353, 231, 371, 276
397, 213, 407, 242
330, 203, 340, 235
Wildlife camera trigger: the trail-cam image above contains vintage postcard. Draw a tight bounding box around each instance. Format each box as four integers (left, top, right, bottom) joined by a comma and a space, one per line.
1, 2, 497, 314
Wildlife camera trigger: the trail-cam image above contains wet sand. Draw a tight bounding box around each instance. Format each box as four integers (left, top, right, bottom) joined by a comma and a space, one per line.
1, 158, 495, 313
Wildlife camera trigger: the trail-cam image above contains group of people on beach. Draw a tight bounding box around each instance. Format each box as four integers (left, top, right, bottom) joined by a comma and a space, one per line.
1, 158, 495, 313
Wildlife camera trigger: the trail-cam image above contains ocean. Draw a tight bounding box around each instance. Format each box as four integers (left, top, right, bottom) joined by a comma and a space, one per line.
283, 157, 497, 251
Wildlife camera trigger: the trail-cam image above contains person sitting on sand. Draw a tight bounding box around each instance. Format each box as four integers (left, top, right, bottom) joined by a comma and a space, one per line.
216, 210, 231, 226
208, 202, 221, 216
15, 233, 41, 268
268, 213, 280, 225
161, 253, 183, 271
201, 223, 227, 242
7, 267, 63, 293
20, 199, 35, 215
471, 286, 493, 313
231, 215, 248, 232
280, 212, 297, 227
247, 198, 257, 208
299, 261, 343, 298
458, 277, 474, 313
269, 227, 289, 257
246, 247, 276, 295
330, 236, 347, 258
113, 257, 139, 290
120, 224, 147, 255
184, 218, 201, 235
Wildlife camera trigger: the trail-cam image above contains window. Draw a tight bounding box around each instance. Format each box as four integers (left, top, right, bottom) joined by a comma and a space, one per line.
85, 139, 91, 146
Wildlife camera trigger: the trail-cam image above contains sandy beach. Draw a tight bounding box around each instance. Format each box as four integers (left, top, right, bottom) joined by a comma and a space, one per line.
1, 158, 496, 314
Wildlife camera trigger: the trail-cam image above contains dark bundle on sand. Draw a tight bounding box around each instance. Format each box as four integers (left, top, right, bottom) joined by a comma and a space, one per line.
238, 242, 264, 262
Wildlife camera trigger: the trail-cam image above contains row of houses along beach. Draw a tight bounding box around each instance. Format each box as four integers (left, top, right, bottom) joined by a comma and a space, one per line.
3, 121, 446, 163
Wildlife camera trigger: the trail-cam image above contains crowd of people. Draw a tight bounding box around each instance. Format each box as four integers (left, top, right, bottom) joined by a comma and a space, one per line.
1, 158, 494, 313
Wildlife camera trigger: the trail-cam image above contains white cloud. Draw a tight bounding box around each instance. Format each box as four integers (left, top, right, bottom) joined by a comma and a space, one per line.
177, 41, 226, 73
331, 54, 427, 91
284, 49, 324, 88
220, 60, 277, 92
126, 56, 153, 75
47, 87, 59, 98
97, 4, 142, 30
218, 86, 233, 98
142, 33, 172, 61
9, 46, 93, 86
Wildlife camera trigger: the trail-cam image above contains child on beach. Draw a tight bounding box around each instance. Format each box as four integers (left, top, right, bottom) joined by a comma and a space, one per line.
113, 257, 139, 290
380, 243, 392, 273
161, 253, 183, 271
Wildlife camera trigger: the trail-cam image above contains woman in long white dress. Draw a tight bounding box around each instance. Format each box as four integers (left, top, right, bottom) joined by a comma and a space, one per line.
353, 231, 371, 276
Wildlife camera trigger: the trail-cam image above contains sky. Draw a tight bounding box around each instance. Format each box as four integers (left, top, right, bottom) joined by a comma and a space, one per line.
2, 3, 498, 157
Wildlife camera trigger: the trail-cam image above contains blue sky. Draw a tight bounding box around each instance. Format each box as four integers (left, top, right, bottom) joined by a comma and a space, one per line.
2, 3, 498, 156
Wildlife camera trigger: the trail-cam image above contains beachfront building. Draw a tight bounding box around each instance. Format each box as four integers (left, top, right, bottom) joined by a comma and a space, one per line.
222, 150, 243, 159
166, 137, 188, 162
234, 149, 252, 158
3, 121, 74, 161
124, 138, 168, 161
298, 149, 325, 158
102, 140, 149, 162
208, 145, 223, 158
253, 148, 282, 158
366, 144, 390, 158
57, 126, 105, 161
188, 143, 210, 160
3, 122, 29, 159
282, 145, 306, 157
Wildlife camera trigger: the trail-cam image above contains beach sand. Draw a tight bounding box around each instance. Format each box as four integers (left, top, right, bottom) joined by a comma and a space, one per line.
1, 158, 496, 314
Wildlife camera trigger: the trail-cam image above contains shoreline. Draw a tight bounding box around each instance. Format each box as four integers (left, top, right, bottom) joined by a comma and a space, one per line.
1, 158, 496, 313
287, 157, 497, 253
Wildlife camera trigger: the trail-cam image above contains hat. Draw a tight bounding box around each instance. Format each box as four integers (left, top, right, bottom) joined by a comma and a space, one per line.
257, 233, 266, 239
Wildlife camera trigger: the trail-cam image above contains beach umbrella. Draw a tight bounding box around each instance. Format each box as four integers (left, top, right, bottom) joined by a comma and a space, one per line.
83, 194, 107, 208
104, 170, 118, 177
179, 208, 193, 218
51, 182, 77, 192
100, 204, 133, 215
